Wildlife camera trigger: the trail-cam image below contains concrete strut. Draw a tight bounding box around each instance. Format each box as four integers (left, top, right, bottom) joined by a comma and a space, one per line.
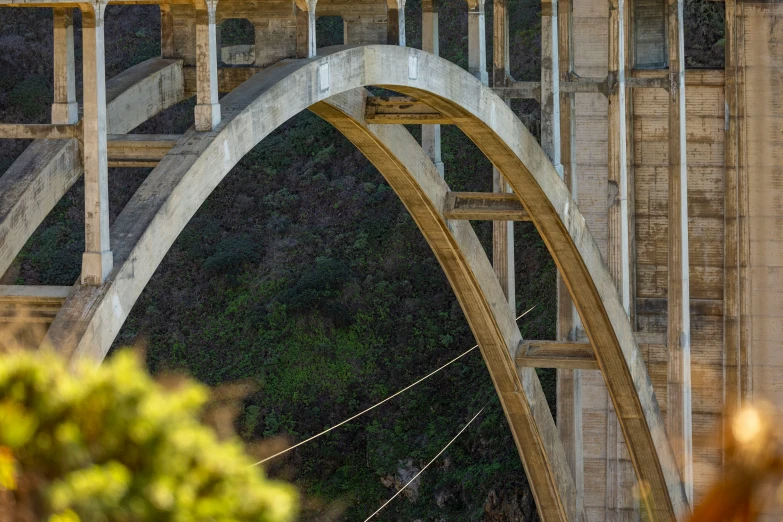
42, 46, 685, 522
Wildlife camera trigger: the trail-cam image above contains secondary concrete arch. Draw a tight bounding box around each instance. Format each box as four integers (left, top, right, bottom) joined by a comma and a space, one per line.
44, 46, 686, 521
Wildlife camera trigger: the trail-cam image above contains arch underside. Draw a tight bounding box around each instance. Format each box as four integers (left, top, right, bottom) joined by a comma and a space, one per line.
36, 46, 686, 521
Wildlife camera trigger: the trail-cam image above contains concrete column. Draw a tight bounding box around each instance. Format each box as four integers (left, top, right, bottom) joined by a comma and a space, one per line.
194, 0, 221, 131
467, 0, 488, 85
554, 0, 583, 517
296, 0, 317, 58
492, 169, 515, 310
52, 8, 78, 125
215, 22, 223, 66
422, 1, 443, 177
541, 0, 563, 175
492, 0, 509, 87
608, 0, 631, 314
386, 0, 406, 46
490, 0, 513, 308
667, 0, 693, 505
81, 1, 113, 285
160, 4, 175, 58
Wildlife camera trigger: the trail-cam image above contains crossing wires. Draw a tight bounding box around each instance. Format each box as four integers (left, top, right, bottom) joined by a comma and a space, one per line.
250, 304, 538, 467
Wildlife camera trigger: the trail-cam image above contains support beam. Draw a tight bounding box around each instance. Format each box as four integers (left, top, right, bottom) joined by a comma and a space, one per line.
667, 0, 693, 505
560, 77, 608, 95
386, 0, 405, 46
106, 134, 180, 168
52, 8, 78, 124
80, 0, 112, 285
296, 0, 317, 58
194, 0, 221, 131
467, 0, 488, 85
0, 286, 71, 324
445, 192, 531, 221
493, 82, 541, 101
422, 0, 443, 177
365, 96, 450, 124
494, 77, 667, 101
0, 124, 79, 140
516, 341, 599, 371
626, 76, 668, 90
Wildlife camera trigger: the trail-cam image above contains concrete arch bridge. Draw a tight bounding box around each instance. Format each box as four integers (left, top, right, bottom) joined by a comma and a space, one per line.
0, 0, 780, 521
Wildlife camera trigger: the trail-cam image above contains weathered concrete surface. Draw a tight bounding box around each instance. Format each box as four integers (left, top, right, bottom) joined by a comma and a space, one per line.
43, 46, 685, 521
0, 58, 185, 279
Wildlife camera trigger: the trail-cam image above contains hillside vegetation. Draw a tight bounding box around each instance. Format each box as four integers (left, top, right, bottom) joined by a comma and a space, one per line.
0, 1, 723, 520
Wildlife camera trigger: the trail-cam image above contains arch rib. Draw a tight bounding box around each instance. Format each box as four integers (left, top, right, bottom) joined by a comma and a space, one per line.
43, 46, 687, 521
310, 90, 579, 522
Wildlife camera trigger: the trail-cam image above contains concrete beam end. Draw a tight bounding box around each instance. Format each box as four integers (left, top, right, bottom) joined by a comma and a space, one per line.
195, 103, 221, 131
52, 102, 79, 125
81, 250, 113, 285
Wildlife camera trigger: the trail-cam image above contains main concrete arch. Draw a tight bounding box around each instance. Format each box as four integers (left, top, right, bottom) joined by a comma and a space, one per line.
43, 46, 686, 521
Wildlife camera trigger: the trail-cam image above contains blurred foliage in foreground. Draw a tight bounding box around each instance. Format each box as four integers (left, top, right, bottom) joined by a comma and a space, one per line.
0, 351, 297, 522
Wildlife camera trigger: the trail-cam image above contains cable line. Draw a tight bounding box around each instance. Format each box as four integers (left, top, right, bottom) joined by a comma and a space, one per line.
363, 402, 489, 522
251, 305, 537, 467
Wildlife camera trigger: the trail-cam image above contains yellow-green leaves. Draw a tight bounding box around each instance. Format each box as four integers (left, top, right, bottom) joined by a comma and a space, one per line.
0, 350, 297, 522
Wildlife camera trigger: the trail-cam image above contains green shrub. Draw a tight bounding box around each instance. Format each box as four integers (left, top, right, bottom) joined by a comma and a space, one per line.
219, 18, 255, 46
203, 234, 261, 277
278, 257, 351, 321
0, 350, 297, 522
177, 217, 222, 261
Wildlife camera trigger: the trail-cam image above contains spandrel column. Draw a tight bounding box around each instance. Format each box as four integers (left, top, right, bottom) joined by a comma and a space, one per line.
296, 0, 317, 58
81, 0, 112, 285
422, 0, 443, 177
195, 0, 221, 131
467, 0, 488, 85
52, 8, 78, 125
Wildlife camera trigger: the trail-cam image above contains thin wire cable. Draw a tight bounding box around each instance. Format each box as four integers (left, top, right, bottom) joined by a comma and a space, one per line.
251, 304, 537, 467
363, 403, 489, 522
